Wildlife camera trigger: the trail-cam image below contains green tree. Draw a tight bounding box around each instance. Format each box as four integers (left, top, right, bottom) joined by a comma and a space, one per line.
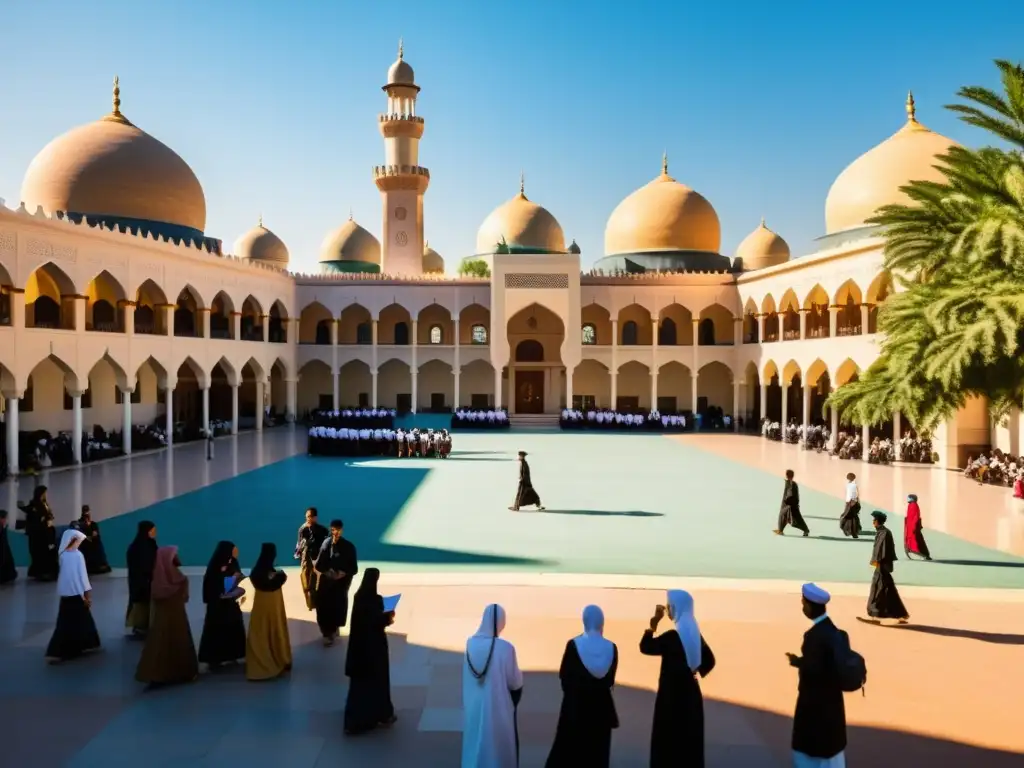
827, 59, 1024, 431
458, 258, 491, 278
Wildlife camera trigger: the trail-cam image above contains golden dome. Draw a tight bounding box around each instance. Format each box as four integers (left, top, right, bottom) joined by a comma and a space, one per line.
422, 242, 444, 273
386, 39, 416, 87
605, 154, 720, 255
736, 218, 790, 271
234, 217, 289, 265
319, 215, 381, 265
475, 175, 566, 254
20, 77, 206, 234
825, 92, 957, 234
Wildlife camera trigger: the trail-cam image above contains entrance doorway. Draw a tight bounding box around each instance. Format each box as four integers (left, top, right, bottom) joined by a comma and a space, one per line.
515, 370, 544, 414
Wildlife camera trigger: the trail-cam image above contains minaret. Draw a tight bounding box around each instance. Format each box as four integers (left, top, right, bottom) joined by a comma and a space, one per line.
374, 39, 429, 275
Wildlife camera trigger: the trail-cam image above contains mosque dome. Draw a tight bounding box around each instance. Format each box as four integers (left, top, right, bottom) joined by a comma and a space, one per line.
568, 239, 581, 254
234, 218, 289, 266
319, 215, 381, 273
20, 77, 207, 237
475, 177, 566, 254
824, 93, 957, 234
386, 40, 416, 87
736, 218, 790, 271
422, 242, 444, 273
604, 155, 720, 255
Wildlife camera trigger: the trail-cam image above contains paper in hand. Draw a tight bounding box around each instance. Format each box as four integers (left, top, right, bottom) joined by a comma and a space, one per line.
382, 594, 401, 613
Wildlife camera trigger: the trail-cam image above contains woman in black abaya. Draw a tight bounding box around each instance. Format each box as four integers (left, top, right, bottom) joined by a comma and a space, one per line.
198, 540, 247, 668
125, 521, 159, 637
22, 486, 58, 581
344, 567, 397, 735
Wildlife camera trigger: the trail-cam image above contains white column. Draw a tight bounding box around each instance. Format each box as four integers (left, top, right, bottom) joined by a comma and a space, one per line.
494, 367, 502, 409
610, 371, 618, 410
202, 387, 210, 436
332, 369, 340, 410
256, 381, 264, 431
801, 383, 811, 442
781, 381, 789, 426
5, 395, 19, 475
262, 315, 269, 343
861, 422, 871, 461
691, 319, 700, 374
757, 313, 766, 342
829, 306, 838, 337
566, 366, 574, 409
122, 390, 132, 455
372, 369, 379, 408
72, 392, 83, 464
371, 319, 379, 373
893, 411, 902, 461
454, 366, 461, 409
165, 386, 174, 446
860, 304, 870, 334
799, 309, 807, 339
231, 384, 239, 435
453, 320, 461, 409
232, 312, 241, 340
610, 318, 618, 371
760, 382, 768, 423
411, 371, 419, 414
830, 405, 839, 437
690, 374, 699, 416
733, 380, 742, 431
201, 309, 211, 339
650, 318, 658, 410
286, 378, 297, 422
411, 319, 418, 413
733, 317, 743, 346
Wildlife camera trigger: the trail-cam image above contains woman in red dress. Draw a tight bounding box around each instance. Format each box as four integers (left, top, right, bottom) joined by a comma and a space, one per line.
903, 494, 932, 560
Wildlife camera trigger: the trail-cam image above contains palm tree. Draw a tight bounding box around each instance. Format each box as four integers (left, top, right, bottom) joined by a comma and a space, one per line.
827, 59, 1024, 432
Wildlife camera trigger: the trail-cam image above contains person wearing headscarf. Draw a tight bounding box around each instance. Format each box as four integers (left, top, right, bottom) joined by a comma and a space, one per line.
314, 519, 358, 647
136, 545, 199, 686
545, 605, 619, 767
462, 604, 523, 768
775, 469, 810, 537
125, 521, 159, 637
640, 590, 716, 767
71, 505, 111, 575
245, 542, 292, 681
509, 451, 544, 511
198, 540, 247, 667
45, 530, 100, 663
0, 510, 17, 585
344, 567, 397, 734
22, 485, 58, 581
866, 511, 910, 623
903, 494, 932, 560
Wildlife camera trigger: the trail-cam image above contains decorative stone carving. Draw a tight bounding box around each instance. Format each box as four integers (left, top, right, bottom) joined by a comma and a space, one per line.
0, 231, 15, 259
27, 237, 76, 263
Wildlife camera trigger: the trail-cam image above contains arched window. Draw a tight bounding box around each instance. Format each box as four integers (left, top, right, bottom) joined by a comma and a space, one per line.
33, 296, 60, 328
658, 318, 677, 345
471, 324, 488, 345
133, 304, 155, 334
581, 323, 597, 345
394, 322, 410, 345
621, 320, 638, 345
429, 325, 443, 344
315, 319, 332, 345
698, 318, 715, 346
356, 322, 372, 345
174, 305, 195, 337
515, 339, 544, 362
91, 299, 115, 330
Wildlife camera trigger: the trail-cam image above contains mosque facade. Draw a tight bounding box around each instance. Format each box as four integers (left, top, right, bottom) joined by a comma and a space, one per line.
0, 47, 1013, 473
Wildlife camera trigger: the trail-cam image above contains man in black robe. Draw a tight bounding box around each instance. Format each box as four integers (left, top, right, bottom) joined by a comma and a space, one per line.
509, 451, 544, 511
774, 469, 810, 537
865, 511, 910, 623
786, 583, 847, 766
314, 519, 358, 647
294, 507, 329, 611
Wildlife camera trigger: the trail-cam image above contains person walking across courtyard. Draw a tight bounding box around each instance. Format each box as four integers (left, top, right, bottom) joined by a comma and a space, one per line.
865, 511, 910, 623
775, 469, 810, 537
510, 451, 544, 511
314, 519, 358, 646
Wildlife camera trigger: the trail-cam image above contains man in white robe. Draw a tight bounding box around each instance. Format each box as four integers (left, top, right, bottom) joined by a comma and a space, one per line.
462, 604, 523, 768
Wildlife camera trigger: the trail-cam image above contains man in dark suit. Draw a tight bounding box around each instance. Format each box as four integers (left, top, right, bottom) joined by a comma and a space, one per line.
785, 583, 847, 767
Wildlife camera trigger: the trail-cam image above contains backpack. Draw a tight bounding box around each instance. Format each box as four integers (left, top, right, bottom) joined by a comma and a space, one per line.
832, 628, 867, 694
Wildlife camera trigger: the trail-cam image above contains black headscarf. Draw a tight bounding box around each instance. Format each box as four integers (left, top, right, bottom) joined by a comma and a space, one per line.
355, 567, 381, 601
202, 540, 238, 603
250, 542, 285, 592
126, 520, 158, 604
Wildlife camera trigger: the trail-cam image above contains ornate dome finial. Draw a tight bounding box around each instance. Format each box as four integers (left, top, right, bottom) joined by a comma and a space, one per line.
104, 75, 131, 125
662, 151, 668, 176
258, 212, 264, 228
760, 216, 766, 228
398, 37, 404, 59
348, 207, 353, 221
519, 170, 526, 198
906, 90, 916, 123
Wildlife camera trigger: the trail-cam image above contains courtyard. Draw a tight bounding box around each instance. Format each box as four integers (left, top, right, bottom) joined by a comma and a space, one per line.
1, 427, 1022, 766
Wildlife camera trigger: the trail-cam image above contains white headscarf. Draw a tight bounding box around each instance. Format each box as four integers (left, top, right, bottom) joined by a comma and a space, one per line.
466, 604, 506, 680
573, 604, 615, 678
56, 529, 91, 598
667, 590, 701, 672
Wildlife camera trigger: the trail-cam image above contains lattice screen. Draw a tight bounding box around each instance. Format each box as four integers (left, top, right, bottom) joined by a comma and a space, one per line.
503, 273, 569, 290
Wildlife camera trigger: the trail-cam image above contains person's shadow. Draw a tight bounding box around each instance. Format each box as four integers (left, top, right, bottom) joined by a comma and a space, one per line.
884, 623, 1024, 646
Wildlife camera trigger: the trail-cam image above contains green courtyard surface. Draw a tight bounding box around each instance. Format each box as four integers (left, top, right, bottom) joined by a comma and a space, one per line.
17, 432, 1024, 587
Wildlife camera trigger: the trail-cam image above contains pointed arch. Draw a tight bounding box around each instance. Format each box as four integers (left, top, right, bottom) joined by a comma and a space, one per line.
174, 355, 208, 389
581, 302, 611, 346
379, 302, 413, 345
134, 278, 168, 335
617, 303, 652, 345
25, 262, 76, 329
339, 303, 373, 345
834, 358, 861, 386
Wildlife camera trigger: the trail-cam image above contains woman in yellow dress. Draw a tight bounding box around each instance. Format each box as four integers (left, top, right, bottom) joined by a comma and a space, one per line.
246, 542, 292, 681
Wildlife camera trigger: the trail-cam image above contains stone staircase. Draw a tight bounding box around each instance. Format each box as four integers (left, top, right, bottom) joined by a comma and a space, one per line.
508, 413, 561, 429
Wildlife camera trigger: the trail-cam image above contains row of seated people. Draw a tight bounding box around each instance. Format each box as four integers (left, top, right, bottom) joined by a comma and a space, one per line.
560, 409, 690, 431
307, 425, 452, 458
16, 423, 171, 474
964, 450, 1024, 497
450, 408, 509, 430
308, 408, 396, 430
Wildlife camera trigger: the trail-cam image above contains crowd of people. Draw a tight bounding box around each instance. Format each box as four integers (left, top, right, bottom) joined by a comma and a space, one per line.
308, 408, 397, 429
307, 425, 453, 458
450, 408, 509, 430
761, 420, 936, 466
964, 450, 1024, 498
560, 409, 691, 431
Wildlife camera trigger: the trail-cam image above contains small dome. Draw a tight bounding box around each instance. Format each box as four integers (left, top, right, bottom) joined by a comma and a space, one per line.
20, 77, 206, 236
476, 178, 565, 254
825, 93, 958, 234
320, 216, 381, 266
736, 218, 790, 271
568, 239, 581, 254
422, 242, 444, 273
605, 155, 720, 255
234, 217, 289, 266
387, 40, 416, 86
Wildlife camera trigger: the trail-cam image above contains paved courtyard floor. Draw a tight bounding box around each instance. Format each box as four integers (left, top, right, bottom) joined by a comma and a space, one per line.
2, 427, 1023, 765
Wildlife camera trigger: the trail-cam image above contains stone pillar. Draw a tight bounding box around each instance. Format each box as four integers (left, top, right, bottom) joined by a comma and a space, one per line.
691, 318, 700, 374
122, 390, 132, 455
760, 382, 768, 424
286, 378, 297, 422
691, 373, 699, 416
411, 320, 418, 413
256, 381, 264, 431
262, 315, 270, 343
122, 300, 136, 336
829, 305, 839, 337
733, 316, 743, 346
72, 392, 83, 464
165, 386, 175, 446
651, 318, 659, 409
73, 295, 86, 332
231, 312, 241, 340
494, 367, 502, 410
371, 320, 379, 372
5, 394, 19, 475
733, 380, 742, 431
860, 304, 870, 334
231, 384, 239, 435
201, 308, 211, 339
893, 411, 902, 461
10, 288, 25, 330
781, 381, 789, 426
799, 309, 808, 339
610, 319, 619, 403
566, 366, 574, 410
372, 369, 379, 409
332, 369, 340, 410
801, 384, 811, 443
330, 319, 338, 345
163, 304, 175, 336
454, 366, 461, 409
861, 422, 871, 461
453, 320, 461, 408
202, 387, 210, 436
757, 313, 766, 342
411, 371, 419, 414
610, 371, 618, 410
830, 406, 839, 444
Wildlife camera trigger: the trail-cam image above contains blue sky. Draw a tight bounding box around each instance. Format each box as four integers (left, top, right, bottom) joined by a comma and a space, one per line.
0, 1, 1019, 273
